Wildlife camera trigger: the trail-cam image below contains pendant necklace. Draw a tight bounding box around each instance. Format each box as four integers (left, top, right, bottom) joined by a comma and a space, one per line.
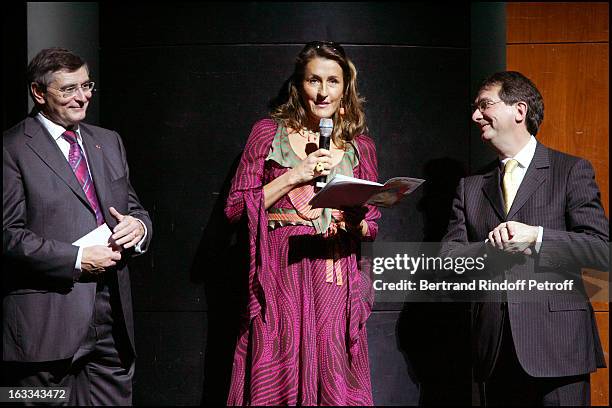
300, 127, 320, 143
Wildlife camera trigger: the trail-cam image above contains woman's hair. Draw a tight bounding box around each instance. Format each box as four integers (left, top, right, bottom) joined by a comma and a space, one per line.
270, 41, 367, 148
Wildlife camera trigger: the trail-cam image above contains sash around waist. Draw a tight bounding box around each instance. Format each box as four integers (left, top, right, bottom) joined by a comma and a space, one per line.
267, 207, 313, 228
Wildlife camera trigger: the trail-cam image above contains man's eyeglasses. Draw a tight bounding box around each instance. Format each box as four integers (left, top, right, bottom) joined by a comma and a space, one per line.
471, 99, 502, 113
45, 81, 96, 98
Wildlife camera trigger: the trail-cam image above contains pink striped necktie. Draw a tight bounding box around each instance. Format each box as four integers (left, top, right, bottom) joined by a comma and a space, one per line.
62, 130, 104, 225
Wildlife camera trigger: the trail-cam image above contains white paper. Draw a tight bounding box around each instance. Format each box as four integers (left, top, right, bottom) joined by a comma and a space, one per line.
72, 223, 113, 247
308, 174, 425, 209
326, 174, 382, 187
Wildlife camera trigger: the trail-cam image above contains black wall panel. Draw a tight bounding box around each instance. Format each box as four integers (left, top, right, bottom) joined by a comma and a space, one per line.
101, 3, 469, 47
97, 2, 492, 405
133, 311, 207, 405
2, 3, 28, 131
101, 45, 469, 312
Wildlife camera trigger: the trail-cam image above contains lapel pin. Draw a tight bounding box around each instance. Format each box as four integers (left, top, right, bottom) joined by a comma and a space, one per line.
95, 144, 101, 149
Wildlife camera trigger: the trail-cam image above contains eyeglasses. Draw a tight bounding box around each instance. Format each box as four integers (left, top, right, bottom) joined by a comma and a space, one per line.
45, 81, 96, 98
471, 99, 502, 113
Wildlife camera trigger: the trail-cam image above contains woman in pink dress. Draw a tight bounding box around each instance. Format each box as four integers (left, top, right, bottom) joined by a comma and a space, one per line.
225, 41, 380, 406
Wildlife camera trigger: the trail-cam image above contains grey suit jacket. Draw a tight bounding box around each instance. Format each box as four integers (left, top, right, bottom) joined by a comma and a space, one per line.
2, 115, 152, 362
441, 142, 608, 380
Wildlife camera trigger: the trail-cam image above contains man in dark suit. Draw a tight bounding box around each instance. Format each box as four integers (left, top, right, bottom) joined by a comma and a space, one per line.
441, 71, 608, 405
2, 48, 152, 405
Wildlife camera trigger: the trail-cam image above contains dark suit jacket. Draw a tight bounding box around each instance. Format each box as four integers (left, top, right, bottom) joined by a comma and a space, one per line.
2, 115, 152, 362
441, 142, 608, 380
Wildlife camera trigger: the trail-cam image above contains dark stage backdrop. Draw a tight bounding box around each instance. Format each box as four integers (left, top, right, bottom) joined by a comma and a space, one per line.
2, 3, 27, 131
92, 3, 500, 406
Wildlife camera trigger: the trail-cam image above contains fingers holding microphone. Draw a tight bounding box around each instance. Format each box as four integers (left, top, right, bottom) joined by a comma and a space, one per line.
290, 118, 334, 185
292, 148, 333, 184
312, 148, 332, 174
314, 161, 325, 173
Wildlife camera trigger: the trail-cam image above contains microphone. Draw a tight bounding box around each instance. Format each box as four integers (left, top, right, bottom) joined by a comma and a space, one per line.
315, 118, 333, 189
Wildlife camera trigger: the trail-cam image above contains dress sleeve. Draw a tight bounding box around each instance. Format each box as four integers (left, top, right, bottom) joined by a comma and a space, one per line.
355, 134, 381, 241
224, 119, 277, 224
224, 119, 278, 325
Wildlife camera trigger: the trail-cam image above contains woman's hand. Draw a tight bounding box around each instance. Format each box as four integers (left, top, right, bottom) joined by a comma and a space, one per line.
288, 149, 333, 185
264, 148, 332, 210
342, 206, 369, 237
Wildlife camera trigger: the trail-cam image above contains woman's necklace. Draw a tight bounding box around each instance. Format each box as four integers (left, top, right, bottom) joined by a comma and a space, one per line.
299, 127, 320, 143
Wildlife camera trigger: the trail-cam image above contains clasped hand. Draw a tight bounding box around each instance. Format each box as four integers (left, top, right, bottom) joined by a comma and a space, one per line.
487, 221, 539, 255
289, 149, 333, 185
81, 206, 145, 273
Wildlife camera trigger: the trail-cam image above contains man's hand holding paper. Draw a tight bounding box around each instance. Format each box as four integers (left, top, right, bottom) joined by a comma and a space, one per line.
72, 222, 118, 274
81, 245, 122, 274
73, 206, 145, 275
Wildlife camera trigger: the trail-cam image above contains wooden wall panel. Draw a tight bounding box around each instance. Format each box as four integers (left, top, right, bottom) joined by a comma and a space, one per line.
592, 312, 609, 406
583, 268, 609, 312
507, 2, 609, 43
507, 43, 609, 214
507, 3, 609, 405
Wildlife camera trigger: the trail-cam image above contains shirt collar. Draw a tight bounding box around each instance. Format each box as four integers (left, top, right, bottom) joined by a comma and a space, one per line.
500, 135, 537, 169
36, 112, 81, 142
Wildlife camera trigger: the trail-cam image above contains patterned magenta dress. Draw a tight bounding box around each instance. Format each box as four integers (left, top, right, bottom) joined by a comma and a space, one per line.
225, 118, 380, 406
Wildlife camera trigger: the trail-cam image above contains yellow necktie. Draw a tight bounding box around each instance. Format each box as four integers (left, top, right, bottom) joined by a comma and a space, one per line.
502, 159, 519, 214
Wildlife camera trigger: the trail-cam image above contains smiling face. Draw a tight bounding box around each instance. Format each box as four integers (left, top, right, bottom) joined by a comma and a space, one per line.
301, 57, 344, 127
471, 84, 533, 157
471, 84, 516, 143
32, 66, 92, 128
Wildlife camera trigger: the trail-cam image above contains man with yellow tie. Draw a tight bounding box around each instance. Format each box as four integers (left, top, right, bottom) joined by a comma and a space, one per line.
441, 71, 608, 405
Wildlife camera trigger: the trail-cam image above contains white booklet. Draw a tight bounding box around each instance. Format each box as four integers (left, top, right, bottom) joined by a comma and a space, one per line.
308, 174, 425, 209
72, 223, 113, 247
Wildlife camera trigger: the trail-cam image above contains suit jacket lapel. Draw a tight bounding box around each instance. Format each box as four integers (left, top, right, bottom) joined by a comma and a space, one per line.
80, 125, 112, 225
507, 143, 549, 220
481, 165, 505, 222
24, 117, 90, 207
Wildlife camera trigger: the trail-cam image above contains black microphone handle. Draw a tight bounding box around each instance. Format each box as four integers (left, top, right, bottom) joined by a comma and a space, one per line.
315, 135, 331, 188
319, 134, 331, 151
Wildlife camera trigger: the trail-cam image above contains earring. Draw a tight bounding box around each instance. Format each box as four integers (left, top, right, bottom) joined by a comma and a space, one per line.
339, 100, 345, 116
